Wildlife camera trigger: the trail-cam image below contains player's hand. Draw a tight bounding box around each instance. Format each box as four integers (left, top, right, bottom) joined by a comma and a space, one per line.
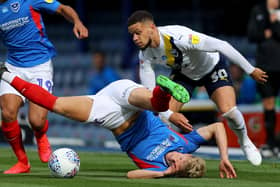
169, 112, 193, 132
73, 22, 88, 39
250, 68, 268, 84
219, 159, 237, 179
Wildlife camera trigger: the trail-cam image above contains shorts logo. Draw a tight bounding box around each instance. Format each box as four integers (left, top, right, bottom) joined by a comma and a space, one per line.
45, 0, 54, 3
92, 119, 105, 126
10, 2, 20, 13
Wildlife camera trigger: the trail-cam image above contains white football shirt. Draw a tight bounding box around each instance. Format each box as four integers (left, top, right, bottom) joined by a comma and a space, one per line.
139, 25, 254, 90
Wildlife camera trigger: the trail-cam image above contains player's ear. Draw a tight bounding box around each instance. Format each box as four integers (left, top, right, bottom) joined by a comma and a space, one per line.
150, 23, 156, 30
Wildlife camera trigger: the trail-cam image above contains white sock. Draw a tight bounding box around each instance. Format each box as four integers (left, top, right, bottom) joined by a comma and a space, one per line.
222, 106, 249, 146
2, 72, 16, 83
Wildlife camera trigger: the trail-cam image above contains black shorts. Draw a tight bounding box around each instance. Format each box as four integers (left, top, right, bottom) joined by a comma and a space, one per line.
257, 71, 280, 98
170, 60, 233, 98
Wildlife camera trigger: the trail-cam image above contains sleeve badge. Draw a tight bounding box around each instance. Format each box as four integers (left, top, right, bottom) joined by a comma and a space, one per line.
44, 0, 54, 3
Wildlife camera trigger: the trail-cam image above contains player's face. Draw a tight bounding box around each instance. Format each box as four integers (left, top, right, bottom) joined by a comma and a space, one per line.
175, 153, 193, 171
268, 0, 279, 9
128, 22, 153, 50
166, 152, 193, 171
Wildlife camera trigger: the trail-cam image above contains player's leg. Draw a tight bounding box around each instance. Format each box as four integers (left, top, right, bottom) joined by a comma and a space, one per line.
5, 80, 93, 122
94, 79, 166, 112
0, 92, 30, 174
205, 61, 261, 166
168, 72, 196, 112
28, 103, 51, 163
156, 75, 190, 103
261, 97, 276, 157
53, 96, 93, 121
211, 86, 262, 166
26, 61, 54, 163
257, 72, 277, 157
0, 64, 97, 122
128, 75, 190, 112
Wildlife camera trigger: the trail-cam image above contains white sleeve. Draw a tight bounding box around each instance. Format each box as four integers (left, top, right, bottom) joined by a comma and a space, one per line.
139, 53, 156, 90
193, 34, 255, 74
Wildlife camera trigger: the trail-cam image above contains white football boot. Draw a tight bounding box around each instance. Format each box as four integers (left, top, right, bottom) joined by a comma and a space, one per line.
241, 138, 262, 166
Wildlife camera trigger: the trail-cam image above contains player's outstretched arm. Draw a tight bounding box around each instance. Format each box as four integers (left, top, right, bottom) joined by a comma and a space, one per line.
127, 169, 165, 179
197, 122, 237, 178
56, 4, 88, 39
127, 164, 180, 179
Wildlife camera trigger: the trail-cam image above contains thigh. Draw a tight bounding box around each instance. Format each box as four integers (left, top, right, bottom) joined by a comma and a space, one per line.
0, 74, 25, 101
0, 94, 23, 119
257, 81, 274, 99
211, 86, 236, 113
26, 61, 54, 93
259, 72, 280, 98
53, 96, 93, 122
96, 79, 143, 109
203, 60, 233, 97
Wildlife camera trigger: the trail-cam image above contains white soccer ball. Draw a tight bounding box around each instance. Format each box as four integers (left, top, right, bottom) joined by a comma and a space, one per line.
48, 148, 80, 178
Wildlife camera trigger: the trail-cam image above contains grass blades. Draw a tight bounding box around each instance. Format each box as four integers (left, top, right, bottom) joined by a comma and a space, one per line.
0, 147, 279, 187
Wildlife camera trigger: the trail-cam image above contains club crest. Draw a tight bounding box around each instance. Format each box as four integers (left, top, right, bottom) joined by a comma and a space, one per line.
10, 2, 20, 13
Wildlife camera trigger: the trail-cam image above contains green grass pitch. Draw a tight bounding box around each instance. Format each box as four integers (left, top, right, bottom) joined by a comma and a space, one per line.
0, 147, 279, 187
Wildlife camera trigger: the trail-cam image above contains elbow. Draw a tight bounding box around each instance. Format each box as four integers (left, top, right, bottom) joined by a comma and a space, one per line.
215, 40, 232, 52
126, 172, 132, 179
127, 171, 137, 179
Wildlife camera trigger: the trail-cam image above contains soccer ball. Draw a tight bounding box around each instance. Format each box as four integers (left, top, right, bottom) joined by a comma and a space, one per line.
48, 148, 80, 178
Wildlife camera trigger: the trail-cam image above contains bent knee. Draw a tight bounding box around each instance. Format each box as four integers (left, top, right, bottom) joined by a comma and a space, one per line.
221, 106, 237, 116
1, 108, 18, 122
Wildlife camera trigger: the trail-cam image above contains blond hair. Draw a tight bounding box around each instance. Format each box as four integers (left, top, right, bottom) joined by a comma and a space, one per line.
177, 156, 206, 178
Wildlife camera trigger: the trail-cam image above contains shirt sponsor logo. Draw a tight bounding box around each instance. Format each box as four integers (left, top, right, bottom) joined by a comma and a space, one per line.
10, 1, 20, 13
0, 16, 29, 31
146, 138, 172, 161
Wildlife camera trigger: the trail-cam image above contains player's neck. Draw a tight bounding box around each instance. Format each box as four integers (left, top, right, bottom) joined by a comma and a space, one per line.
267, 1, 278, 10
150, 28, 160, 48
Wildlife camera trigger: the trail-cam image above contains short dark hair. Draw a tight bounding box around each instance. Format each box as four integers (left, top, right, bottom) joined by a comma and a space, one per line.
127, 10, 154, 26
